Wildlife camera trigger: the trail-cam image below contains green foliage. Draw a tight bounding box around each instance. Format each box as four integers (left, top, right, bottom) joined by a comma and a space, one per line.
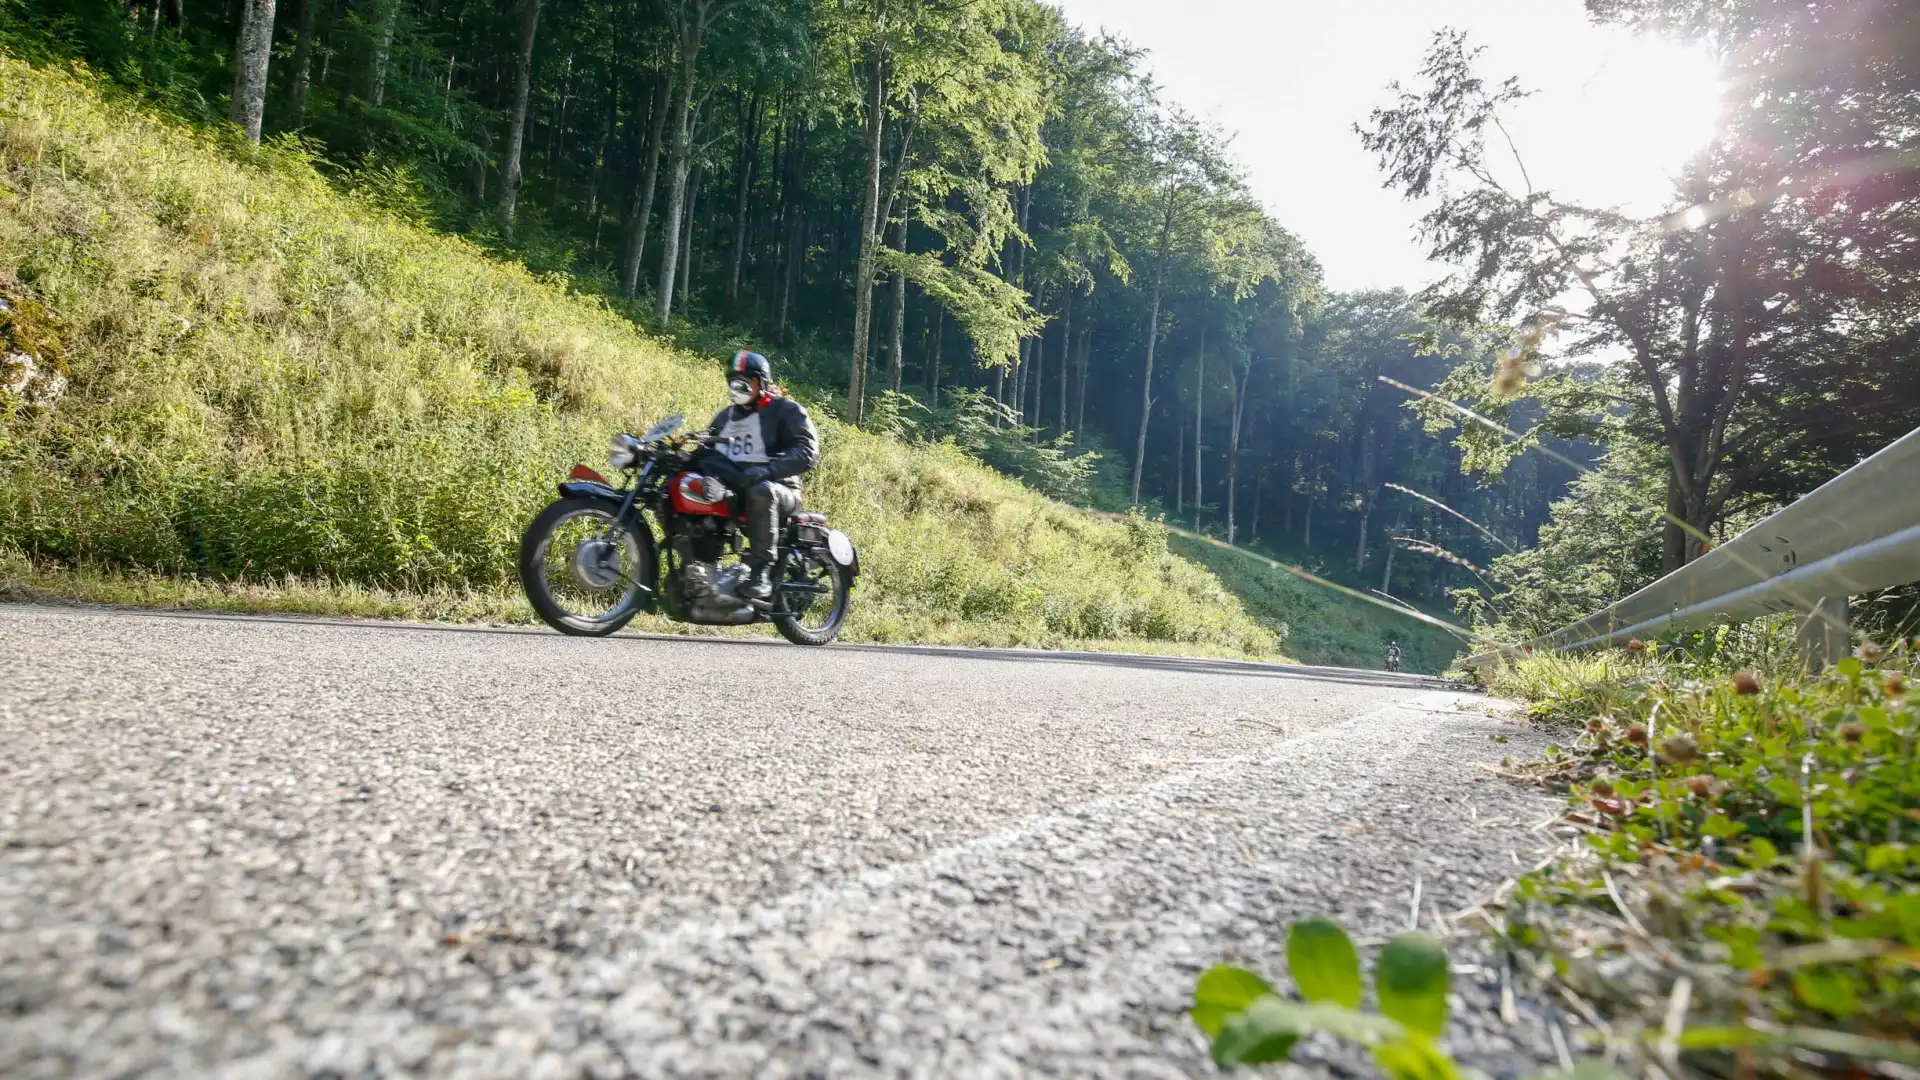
1170, 534, 1463, 671
1375, 933, 1450, 1039
1494, 640, 1920, 1076
1194, 917, 1610, 1079
1192, 966, 1275, 1039
1285, 917, 1362, 1009
0, 53, 1280, 656
1366, 16, 1920, 581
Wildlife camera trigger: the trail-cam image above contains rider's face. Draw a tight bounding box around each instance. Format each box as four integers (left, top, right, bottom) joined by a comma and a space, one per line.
728, 376, 758, 405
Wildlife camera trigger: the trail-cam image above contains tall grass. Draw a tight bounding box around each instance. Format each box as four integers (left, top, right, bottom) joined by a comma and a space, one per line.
1169, 535, 1463, 671
1485, 635, 1920, 1077
0, 54, 1276, 655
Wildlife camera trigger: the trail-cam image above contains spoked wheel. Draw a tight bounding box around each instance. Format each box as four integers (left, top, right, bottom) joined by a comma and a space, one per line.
771, 550, 850, 646
518, 496, 652, 636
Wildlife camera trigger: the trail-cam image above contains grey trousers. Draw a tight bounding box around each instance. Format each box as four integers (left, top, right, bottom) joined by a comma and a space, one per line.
742, 481, 801, 566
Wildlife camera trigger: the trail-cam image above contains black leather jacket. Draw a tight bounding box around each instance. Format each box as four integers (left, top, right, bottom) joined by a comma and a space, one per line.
704, 395, 820, 491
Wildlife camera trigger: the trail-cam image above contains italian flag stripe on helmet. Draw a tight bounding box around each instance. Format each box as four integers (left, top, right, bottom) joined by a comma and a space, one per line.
734, 350, 749, 372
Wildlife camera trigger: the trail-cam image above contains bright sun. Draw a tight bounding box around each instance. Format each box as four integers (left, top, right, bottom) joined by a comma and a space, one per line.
1524, 34, 1726, 213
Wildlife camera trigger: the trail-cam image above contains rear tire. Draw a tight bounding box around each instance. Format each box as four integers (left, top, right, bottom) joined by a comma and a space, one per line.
771, 554, 850, 646
519, 496, 651, 637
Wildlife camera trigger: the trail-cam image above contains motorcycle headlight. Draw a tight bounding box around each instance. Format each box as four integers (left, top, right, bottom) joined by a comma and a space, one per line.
608, 434, 639, 468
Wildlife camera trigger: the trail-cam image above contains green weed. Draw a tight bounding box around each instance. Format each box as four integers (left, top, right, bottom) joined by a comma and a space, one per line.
1194, 916, 1620, 1079
1488, 641, 1920, 1077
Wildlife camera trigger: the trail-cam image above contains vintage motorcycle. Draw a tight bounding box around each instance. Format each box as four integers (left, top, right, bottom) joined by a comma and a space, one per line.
518, 414, 858, 645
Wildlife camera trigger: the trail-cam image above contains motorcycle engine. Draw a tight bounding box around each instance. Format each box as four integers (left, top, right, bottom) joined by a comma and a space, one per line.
669, 533, 755, 625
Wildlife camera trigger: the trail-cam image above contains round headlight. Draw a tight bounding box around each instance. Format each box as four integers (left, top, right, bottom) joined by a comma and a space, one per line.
608, 434, 638, 468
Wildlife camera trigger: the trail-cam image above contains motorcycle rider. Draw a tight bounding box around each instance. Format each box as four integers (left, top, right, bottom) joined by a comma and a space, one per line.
1385, 638, 1402, 672
704, 350, 819, 602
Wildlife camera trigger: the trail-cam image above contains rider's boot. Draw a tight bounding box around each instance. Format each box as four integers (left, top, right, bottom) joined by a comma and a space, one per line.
738, 558, 774, 602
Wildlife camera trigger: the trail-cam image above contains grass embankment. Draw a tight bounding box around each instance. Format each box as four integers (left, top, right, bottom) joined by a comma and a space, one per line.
0, 54, 1277, 656
1478, 644, 1920, 1077
1170, 534, 1463, 671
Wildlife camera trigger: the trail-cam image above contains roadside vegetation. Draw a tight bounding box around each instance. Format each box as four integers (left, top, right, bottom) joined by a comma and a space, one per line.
1170, 534, 1463, 672
1466, 631, 1920, 1078
0, 55, 1276, 656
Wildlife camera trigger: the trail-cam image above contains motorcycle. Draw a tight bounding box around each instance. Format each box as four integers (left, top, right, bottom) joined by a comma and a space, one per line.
518, 414, 858, 646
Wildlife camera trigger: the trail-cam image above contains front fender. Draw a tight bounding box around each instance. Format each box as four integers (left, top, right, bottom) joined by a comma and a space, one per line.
551, 481, 659, 612
557, 479, 625, 503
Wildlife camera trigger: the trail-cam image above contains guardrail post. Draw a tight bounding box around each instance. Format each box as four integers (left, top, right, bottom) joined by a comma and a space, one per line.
1796, 594, 1850, 672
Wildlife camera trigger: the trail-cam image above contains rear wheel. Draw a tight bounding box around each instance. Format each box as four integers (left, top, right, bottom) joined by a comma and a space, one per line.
771, 550, 850, 646
519, 496, 652, 636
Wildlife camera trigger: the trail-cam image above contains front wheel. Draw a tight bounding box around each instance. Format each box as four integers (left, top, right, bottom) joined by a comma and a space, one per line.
519, 496, 652, 636
771, 551, 851, 646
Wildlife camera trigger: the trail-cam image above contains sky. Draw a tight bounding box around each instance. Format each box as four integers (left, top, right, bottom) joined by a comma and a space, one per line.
1049, 0, 1726, 293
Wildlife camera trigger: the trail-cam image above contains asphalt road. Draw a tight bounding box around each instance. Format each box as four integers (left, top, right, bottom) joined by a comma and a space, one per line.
1, 604, 1569, 1078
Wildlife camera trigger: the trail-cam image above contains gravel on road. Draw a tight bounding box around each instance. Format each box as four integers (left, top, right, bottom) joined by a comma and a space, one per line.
1, 604, 1567, 1078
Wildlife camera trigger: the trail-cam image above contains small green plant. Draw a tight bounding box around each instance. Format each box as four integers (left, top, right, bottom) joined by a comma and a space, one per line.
1194, 917, 1460, 1075
1195, 917, 1626, 1078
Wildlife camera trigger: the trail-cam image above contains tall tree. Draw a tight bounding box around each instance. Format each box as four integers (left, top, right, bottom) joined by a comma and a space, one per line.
228, 0, 277, 143
654, 0, 743, 321
498, 0, 543, 233
622, 70, 673, 299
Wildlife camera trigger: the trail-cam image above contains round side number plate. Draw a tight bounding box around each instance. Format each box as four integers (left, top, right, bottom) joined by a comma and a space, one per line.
826, 529, 856, 567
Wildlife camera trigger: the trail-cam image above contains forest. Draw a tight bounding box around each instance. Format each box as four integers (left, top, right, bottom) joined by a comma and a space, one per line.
7, 0, 1918, 647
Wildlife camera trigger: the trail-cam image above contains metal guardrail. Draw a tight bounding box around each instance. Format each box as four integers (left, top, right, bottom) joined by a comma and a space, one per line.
1467, 425, 1920, 667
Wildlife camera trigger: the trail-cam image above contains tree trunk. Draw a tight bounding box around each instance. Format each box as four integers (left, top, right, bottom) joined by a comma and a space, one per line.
1662, 477, 1699, 574
620, 72, 670, 299
1010, 341, 1025, 423
654, 25, 703, 323
497, 0, 542, 234
1304, 495, 1315, 549
846, 48, 888, 423
228, 0, 277, 144
1193, 323, 1204, 532
287, 0, 315, 117
1130, 207, 1172, 506
1381, 533, 1398, 593
775, 120, 807, 338
724, 90, 763, 319
1250, 468, 1262, 540
1227, 362, 1246, 545
887, 215, 907, 394
362, 0, 397, 106
1074, 312, 1090, 436
679, 163, 702, 312
1175, 420, 1185, 515
927, 307, 943, 406
1128, 276, 1162, 506
1036, 290, 1052, 438
587, 73, 618, 255
1354, 493, 1372, 573
1057, 289, 1070, 435
1011, 185, 1032, 428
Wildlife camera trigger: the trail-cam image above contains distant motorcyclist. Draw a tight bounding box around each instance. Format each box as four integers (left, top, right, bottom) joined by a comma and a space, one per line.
1385, 638, 1402, 673
704, 350, 819, 601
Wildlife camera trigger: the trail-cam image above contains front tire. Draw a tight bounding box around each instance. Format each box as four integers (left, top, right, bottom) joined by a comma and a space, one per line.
519, 496, 651, 637
771, 553, 850, 646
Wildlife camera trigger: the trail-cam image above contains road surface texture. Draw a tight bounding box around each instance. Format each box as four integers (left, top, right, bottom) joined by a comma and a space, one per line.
2, 603, 1570, 1078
